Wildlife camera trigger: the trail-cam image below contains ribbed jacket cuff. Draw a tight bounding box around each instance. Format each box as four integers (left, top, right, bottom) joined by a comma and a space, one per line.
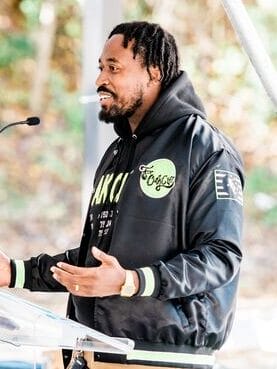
9, 260, 16, 287
135, 266, 160, 297
23, 260, 32, 289
8, 259, 25, 288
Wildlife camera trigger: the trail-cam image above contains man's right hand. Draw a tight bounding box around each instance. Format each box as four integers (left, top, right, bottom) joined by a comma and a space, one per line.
0, 250, 11, 287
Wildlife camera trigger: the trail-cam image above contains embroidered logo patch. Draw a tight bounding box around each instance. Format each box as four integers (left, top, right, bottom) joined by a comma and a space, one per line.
139, 159, 176, 199
214, 170, 243, 206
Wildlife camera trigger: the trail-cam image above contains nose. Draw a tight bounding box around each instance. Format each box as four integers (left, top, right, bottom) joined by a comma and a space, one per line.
95, 69, 109, 88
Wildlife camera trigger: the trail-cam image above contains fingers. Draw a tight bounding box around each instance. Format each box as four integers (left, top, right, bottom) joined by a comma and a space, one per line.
50, 265, 73, 280
54, 262, 86, 275
92, 246, 118, 266
50, 250, 123, 297
50, 262, 101, 296
92, 246, 106, 262
50, 264, 84, 294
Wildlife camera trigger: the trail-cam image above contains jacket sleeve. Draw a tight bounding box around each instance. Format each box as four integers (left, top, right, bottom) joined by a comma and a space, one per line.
135, 148, 244, 300
9, 248, 79, 292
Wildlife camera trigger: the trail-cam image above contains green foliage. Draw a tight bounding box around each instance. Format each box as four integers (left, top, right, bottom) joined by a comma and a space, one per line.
64, 19, 81, 38
48, 70, 84, 138
35, 148, 79, 185
245, 167, 277, 226
263, 206, 277, 226
19, 0, 42, 29
246, 167, 277, 194
62, 94, 84, 136
123, 0, 153, 20
0, 33, 34, 67
0, 88, 29, 109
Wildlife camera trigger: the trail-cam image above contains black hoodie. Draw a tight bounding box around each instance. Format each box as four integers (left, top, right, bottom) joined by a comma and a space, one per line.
114, 70, 206, 139
16, 71, 244, 368
86, 71, 208, 256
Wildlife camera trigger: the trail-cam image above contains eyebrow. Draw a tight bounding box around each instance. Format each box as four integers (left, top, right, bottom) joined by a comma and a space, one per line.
98, 57, 120, 64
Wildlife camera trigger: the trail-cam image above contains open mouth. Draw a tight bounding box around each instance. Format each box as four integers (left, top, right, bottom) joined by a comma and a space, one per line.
98, 91, 114, 102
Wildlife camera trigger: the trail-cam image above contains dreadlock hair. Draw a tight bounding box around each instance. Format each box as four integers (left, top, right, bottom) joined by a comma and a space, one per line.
108, 21, 181, 90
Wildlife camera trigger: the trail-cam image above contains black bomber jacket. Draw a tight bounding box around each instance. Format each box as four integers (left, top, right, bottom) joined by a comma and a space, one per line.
11, 72, 244, 368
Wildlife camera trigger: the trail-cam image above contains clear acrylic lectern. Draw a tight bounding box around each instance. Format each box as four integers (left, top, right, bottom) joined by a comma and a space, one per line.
0, 290, 134, 354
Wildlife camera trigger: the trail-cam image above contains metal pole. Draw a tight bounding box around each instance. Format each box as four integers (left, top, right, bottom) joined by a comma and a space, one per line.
81, 0, 122, 218
220, 0, 277, 110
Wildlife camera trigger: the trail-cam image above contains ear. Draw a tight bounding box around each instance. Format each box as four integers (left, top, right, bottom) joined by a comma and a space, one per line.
149, 65, 161, 84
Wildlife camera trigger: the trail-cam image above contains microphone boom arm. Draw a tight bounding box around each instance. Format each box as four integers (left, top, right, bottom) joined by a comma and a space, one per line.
0, 121, 27, 134
0, 117, 40, 134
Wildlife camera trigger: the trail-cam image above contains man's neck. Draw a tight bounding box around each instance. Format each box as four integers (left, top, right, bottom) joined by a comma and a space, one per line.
128, 88, 161, 133
128, 111, 145, 133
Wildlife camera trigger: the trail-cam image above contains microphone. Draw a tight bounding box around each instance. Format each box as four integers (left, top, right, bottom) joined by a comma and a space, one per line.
0, 116, 40, 134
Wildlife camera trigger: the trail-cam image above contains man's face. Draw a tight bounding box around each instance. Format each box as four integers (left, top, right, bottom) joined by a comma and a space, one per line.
96, 34, 152, 123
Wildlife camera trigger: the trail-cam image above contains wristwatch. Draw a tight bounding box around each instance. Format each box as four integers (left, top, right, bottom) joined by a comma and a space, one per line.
120, 270, 136, 297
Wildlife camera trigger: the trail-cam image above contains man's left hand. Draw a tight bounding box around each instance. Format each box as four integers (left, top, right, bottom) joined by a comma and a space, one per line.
50, 246, 126, 297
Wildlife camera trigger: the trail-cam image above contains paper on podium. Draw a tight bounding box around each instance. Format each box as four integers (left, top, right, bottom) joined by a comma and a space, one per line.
0, 290, 134, 354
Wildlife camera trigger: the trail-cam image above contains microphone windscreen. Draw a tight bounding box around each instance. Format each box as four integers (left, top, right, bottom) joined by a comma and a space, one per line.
26, 116, 40, 126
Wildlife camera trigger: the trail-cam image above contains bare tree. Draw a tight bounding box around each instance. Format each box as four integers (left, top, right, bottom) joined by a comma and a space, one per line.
29, 0, 57, 114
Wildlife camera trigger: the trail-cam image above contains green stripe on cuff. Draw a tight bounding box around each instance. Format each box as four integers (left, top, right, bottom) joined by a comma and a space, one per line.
14, 260, 25, 288
127, 350, 215, 366
140, 267, 155, 296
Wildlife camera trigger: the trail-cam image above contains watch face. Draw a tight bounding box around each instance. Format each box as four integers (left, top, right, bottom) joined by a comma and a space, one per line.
121, 285, 134, 297
125, 286, 134, 295
121, 270, 136, 297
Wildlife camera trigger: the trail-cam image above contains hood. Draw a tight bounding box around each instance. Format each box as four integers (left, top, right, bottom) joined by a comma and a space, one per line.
114, 71, 206, 139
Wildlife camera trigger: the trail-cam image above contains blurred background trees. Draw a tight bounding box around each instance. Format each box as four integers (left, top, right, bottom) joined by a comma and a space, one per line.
0, 0, 276, 302
0, 0, 83, 264
0, 1, 276, 367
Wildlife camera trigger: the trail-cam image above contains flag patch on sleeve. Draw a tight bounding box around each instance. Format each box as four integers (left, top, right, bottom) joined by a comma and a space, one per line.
214, 170, 243, 206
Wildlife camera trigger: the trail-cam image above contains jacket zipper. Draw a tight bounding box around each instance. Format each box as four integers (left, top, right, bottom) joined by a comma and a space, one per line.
93, 133, 137, 328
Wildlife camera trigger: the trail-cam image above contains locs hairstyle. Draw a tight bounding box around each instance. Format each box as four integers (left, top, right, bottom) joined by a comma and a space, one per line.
108, 21, 181, 90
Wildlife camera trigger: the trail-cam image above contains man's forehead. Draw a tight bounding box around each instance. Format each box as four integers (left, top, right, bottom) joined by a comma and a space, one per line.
99, 34, 135, 63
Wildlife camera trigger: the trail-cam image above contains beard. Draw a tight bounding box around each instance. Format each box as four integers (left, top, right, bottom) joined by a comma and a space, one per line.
98, 88, 143, 124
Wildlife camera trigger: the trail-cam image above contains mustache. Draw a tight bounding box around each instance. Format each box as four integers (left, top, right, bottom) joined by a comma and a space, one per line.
97, 86, 116, 97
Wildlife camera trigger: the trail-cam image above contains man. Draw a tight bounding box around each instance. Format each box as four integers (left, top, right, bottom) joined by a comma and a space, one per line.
0, 21, 244, 369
